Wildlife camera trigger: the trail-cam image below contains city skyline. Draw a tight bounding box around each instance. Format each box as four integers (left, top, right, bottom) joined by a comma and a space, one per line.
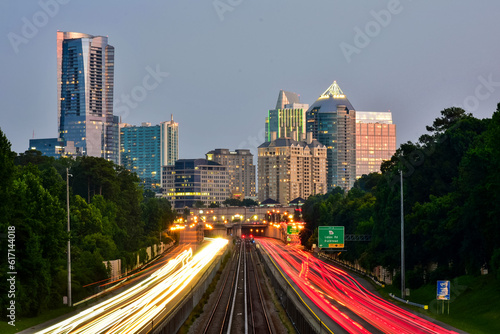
2, 1, 500, 162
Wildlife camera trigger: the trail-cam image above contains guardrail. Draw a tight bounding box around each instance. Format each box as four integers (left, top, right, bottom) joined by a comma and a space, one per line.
389, 293, 429, 309
317, 252, 385, 288
256, 244, 331, 334
151, 245, 229, 334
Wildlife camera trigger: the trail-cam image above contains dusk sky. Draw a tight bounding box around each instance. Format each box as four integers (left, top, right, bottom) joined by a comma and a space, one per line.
2, 1, 500, 159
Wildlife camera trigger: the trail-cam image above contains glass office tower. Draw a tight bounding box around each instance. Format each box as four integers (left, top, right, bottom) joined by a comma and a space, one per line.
265, 90, 308, 142
162, 159, 229, 209
306, 81, 356, 192
29, 138, 65, 158
356, 111, 396, 178
57, 31, 119, 163
120, 116, 179, 192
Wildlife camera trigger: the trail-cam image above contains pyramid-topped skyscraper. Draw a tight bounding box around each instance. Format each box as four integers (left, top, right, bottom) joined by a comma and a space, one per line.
306, 81, 356, 192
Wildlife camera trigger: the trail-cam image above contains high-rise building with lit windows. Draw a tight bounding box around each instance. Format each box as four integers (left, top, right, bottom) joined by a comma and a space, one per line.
57, 31, 119, 163
258, 136, 327, 205
28, 138, 65, 158
162, 159, 229, 209
306, 81, 356, 192
265, 90, 308, 142
120, 116, 178, 192
356, 111, 396, 178
205, 148, 256, 199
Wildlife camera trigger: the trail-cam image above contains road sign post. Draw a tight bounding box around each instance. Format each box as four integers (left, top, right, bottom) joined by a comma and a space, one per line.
436, 280, 450, 314
318, 226, 344, 249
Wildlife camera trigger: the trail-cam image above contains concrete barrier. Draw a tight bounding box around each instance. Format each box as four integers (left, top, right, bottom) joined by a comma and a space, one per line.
256, 244, 328, 334
147, 245, 229, 334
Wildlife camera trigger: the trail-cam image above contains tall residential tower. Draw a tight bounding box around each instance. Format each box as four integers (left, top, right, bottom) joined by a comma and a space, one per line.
120, 116, 179, 192
57, 31, 119, 163
258, 136, 327, 205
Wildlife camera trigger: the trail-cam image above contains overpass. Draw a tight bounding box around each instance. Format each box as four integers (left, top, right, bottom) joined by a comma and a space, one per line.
176, 220, 302, 245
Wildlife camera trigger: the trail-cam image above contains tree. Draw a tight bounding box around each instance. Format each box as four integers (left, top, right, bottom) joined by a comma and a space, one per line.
223, 198, 241, 207
425, 107, 471, 134
241, 198, 259, 206
193, 201, 205, 208
15, 149, 55, 168
9, 166, 66, 316
0, 127, 15, 221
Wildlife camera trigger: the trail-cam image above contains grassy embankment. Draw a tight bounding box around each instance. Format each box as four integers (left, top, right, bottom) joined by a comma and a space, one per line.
378, 274, 500, 334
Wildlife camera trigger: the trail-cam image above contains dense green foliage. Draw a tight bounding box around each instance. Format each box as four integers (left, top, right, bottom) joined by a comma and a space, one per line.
301, 106, 500, 286
222, 198, 259, 207
0, 138, 176, 317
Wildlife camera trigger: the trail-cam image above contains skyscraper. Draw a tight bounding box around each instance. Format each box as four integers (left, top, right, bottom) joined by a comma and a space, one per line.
306, 81, 356, 192
57, 31, 119, 163
356, 111, 396, 178
258, 135, 327, 205
265, 90, 308, 142
161, 115, 179, 167
120, 116, 179, 192
205, 148, 256, 199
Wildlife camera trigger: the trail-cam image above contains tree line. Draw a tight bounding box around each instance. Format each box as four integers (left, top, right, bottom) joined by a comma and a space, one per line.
300, 106, 500, 288
0, 135, 176, 317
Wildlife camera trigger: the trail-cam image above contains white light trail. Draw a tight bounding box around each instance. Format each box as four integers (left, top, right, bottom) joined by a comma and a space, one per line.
38, 238, 228, 334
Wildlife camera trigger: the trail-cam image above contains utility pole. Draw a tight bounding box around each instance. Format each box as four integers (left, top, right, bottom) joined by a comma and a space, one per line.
400, 170, 405, 299
67, 168, 72, 307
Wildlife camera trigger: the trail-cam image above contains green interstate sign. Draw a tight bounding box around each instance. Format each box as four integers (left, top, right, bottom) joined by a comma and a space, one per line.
287, 224, 300, 235
318, 226, 345, 248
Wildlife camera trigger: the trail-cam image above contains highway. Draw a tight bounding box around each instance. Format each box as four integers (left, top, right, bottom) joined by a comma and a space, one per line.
37, 238, 228, 334
258, 238, 458, 334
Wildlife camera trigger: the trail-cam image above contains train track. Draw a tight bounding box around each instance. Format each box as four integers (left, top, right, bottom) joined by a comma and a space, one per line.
202, 238, 274, 334
246, 239, 273, 334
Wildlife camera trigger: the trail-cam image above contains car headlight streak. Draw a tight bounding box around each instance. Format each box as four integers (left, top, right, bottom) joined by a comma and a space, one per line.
38, 238, 228, 334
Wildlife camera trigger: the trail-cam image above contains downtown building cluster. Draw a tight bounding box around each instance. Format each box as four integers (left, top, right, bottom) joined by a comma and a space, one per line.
29, 31, 396, 210
258, 82, 396, 205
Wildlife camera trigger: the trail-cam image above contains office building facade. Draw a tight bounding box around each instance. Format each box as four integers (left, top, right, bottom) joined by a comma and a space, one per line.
57, 31, 119, 163
162, 159, 229, 209
205, 148, 256, 199
120, 116, 178, 192
356, 111, 396, 178
306, 81, 356, 192
266, 90, 308, 142
29, 138, 65, 158
258, 136, 327, 205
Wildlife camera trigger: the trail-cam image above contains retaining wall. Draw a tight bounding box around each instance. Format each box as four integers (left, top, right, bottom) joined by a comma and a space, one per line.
146, 244, 229, 334
256, 244, 328, 334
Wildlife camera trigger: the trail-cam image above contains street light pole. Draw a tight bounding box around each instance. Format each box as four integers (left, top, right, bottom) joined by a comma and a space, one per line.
400, 170, 405, 299
66, 168, 72, 307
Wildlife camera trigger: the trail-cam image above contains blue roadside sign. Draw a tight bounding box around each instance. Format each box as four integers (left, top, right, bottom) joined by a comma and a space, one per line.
436, 280, 450, 300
